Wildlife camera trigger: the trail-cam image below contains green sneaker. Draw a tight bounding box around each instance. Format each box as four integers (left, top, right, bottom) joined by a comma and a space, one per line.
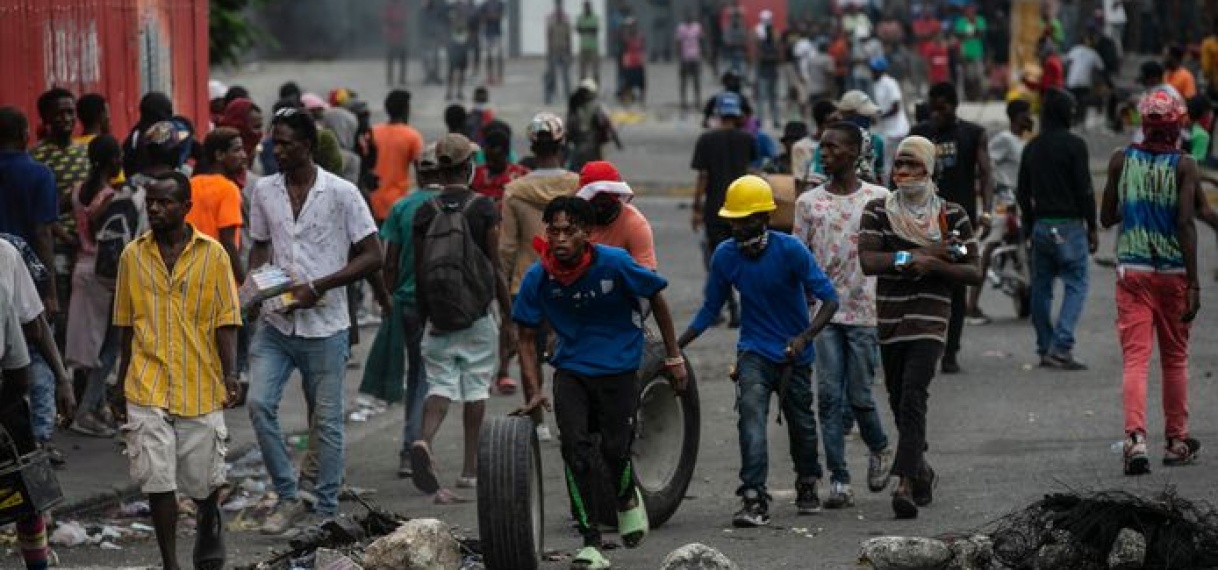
571, 546, 612, 569
617, 487, 649, 548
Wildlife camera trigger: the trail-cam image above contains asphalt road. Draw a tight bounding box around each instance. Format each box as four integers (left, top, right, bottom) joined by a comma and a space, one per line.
45, 56, 1218, 569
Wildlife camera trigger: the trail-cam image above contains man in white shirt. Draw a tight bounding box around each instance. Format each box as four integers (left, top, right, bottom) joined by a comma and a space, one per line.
870, 56, 910, 176
246, 108, 382, 534
1064, 38, 1105, 128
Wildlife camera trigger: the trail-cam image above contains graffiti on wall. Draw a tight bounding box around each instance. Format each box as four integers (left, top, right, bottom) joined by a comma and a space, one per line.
43, 17, 101, 86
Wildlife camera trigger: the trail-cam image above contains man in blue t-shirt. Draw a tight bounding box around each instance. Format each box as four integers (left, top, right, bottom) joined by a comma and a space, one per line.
679, 175, 839, 528
513, 196, 686, 570
0, 107, 60, 314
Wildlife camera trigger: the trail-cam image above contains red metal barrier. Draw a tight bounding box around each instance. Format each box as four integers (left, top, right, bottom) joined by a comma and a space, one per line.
0, 0, 208, 142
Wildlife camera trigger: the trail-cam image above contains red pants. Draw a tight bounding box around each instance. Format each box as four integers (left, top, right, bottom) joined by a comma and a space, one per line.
1116, 270, 1192, 441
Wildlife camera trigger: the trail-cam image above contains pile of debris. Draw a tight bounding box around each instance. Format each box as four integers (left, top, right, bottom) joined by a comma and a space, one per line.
859, 487, 1218, 570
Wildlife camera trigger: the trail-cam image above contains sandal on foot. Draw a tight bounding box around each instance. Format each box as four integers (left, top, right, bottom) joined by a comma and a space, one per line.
571, 545, 612, 569
616, 487, 649, 548
410, 441, 441, 494
193, 501, 226, 570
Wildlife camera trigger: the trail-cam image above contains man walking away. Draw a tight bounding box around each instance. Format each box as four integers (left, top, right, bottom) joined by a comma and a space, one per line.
577, 1, 601, 83
793, 123, 892, 510
909, 82, 994, 374
409, 134, 513, 501
1100, 91, 1202, 476
384, 0, 408, 85
370, 90, 424, 224
247, 109, 382, 534
968, 99, 1033, 324
513, 196, 686, 569
1017, 89, 1096, 370
446, 0, 472, 101
547, 0, 574, 105
482, 0, 507, 85
676, 11, 704, 114
680, 175, 839, 527
113, 172, 241, 570
1063, 36, 1105, 128
691, 93, 756, 327
858, 136, 982, 519
755, 12, 782, 130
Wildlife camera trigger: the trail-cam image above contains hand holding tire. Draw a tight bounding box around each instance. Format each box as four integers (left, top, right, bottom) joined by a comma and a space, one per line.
512, 395, 552, 417
665, 361, 689, 395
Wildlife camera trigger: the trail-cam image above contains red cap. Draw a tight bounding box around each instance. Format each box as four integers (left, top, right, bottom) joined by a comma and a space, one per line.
579, 161, 621, 189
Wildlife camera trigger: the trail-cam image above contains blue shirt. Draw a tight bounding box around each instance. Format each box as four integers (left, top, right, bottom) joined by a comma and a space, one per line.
512, 244, 667, 376
690, 231, 838, 365
0, 151, 59, 242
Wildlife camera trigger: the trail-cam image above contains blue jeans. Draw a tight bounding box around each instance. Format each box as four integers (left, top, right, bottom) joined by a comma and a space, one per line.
79, 326, 120, 416
28, 350, 56, 442
755, 67, 780, 127
399, 306, 427, 453
545, 54, 572, 104
815, 324, 889, 485
735, 352, 822, 495
1030, 220, 1090, 357
247, 325, 349, 516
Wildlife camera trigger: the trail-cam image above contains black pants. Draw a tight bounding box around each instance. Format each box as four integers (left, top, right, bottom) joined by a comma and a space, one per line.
553, 369, 638, 546
945, 285, 966, 358
386, 46, 407, 85
1068, 86, 1090, 126
880, 340, 942, 478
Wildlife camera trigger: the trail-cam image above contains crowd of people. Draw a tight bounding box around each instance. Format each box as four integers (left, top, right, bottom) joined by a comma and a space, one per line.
3, 2, 1218, 570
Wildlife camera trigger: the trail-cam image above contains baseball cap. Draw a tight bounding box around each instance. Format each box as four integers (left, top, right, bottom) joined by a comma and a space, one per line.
417, 142, 440, 172
868, 56, 889, 73
715, 92, 743, 118
301, 92, 329, 110
527, 112, 565, 143
433, 133, 475, 168
838, 90, 880, 116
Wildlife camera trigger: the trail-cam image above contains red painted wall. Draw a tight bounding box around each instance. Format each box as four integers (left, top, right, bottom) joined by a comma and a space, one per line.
0, 0, 209, 141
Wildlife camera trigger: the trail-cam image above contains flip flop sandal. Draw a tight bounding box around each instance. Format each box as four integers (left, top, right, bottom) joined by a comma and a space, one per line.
410, 441, 441, 494
193, 501, 226, 570
616, 487, 649, 549
570, 546, 612, 570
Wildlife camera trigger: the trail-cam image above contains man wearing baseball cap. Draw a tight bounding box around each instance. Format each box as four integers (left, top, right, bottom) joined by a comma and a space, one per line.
869, 56, 910, 174
691, 92, 756, 327
408, 133, 513, 501
575, 160, 656, 269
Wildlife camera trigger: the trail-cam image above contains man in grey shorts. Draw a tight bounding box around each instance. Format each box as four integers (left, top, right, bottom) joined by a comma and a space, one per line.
113, 172, 242, 570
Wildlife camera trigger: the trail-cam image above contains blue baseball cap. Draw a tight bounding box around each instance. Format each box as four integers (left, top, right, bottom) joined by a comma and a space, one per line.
869, 56, 889, 72
715, 92, 743, 118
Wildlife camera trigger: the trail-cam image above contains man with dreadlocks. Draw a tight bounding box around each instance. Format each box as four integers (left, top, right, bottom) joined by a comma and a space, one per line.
1100, 90, 1202, 476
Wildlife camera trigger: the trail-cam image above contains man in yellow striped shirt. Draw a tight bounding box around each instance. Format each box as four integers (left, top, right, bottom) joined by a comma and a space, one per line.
113, 171, 241, 570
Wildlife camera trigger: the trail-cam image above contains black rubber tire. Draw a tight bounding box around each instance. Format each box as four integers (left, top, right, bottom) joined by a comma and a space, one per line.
585, 341, 702, 529
1014, 283, 1031, 319
478, 416, 543, 570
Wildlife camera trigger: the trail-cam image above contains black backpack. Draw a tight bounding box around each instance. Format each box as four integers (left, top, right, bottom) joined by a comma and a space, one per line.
419, 195, 495, 332
94, 183, 141, 280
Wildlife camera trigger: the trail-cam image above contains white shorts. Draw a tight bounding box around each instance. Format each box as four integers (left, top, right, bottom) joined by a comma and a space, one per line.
121, 404, 227, 500
421, 314, 498, 402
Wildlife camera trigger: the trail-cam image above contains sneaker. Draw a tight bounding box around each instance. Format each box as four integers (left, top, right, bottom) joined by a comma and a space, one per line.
823, 481, 855, 509
1163, 437, 1201, 466
732, 489, 771, 527
260, 499, 309, 535
965, 311, 992, 326
397, 456, 412, 479
941, 353, 961, 374
410, 441, 441, 494
1124, 433, 1151, 475
795, 479, 821, 514
70, 413, 117, 438
911, 463, 937, 507
455, 476, 477, 489
1046, 352, 1088, 371
867, 449, 892, 492
892, 484, 918, 519
535, 424, 554, 442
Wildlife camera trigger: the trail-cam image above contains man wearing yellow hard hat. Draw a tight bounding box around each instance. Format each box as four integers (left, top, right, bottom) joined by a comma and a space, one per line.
679, 174, 840, 527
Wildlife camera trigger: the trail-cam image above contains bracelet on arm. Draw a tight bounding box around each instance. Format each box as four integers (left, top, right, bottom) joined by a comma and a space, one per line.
664, 356, 685, 368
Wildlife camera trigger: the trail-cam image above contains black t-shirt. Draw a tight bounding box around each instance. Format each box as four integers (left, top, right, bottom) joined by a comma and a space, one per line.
412, 186, 500, 259
690, 128, 757, 225
910, 119, 985, 220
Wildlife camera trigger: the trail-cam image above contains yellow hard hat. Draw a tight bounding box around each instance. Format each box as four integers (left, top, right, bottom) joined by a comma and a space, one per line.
719, 175, 777, 219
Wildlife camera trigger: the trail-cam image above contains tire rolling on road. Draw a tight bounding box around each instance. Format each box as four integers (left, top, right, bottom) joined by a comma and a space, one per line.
478, 416, 544, 570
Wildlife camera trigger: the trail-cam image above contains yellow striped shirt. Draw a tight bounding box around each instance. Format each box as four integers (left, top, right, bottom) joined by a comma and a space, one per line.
113, 226, 241, 417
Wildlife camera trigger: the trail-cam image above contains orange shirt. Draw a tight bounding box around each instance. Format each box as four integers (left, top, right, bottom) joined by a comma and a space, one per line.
186, 173, 243, 246
588, 204, 657, 269
370, 122, 424, 220
1165, 67, 1197, 99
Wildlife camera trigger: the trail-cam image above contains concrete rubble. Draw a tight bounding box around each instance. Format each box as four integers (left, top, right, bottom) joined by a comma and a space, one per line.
659, 542, 739, 570
944, 534, 994, 570
1105, 528, 1146, 570
859, 536, 953, 570
362, 518, 463, 570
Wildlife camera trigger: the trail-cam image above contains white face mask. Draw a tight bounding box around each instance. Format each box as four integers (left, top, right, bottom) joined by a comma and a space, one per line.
896, 179, 932, 198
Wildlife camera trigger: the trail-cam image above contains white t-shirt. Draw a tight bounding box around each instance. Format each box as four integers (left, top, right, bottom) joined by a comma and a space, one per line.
0, 239, 43, 326
1, 294, 30, 371
872, 75, 910, 139
1064, 45, 1104, 89
988, 130, 1026, 190
792, 181, 890, 326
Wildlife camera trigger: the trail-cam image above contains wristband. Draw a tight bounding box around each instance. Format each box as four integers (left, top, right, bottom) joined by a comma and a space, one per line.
664, 356, 685, 368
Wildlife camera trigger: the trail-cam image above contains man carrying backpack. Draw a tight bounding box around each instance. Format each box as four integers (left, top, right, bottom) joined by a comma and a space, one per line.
409, 133, 513, 501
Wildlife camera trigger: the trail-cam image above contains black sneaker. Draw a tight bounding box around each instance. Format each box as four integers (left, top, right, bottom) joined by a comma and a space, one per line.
732, 489, 770, 527
911, 463, 936, 507
892, 486, 918, 519
795, 479, 821, 514
1046, 352, 1088, 371
941, 353, 961, 374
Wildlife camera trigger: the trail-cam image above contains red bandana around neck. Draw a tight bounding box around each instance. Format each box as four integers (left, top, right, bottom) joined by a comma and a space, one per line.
533, 236, 594, 286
